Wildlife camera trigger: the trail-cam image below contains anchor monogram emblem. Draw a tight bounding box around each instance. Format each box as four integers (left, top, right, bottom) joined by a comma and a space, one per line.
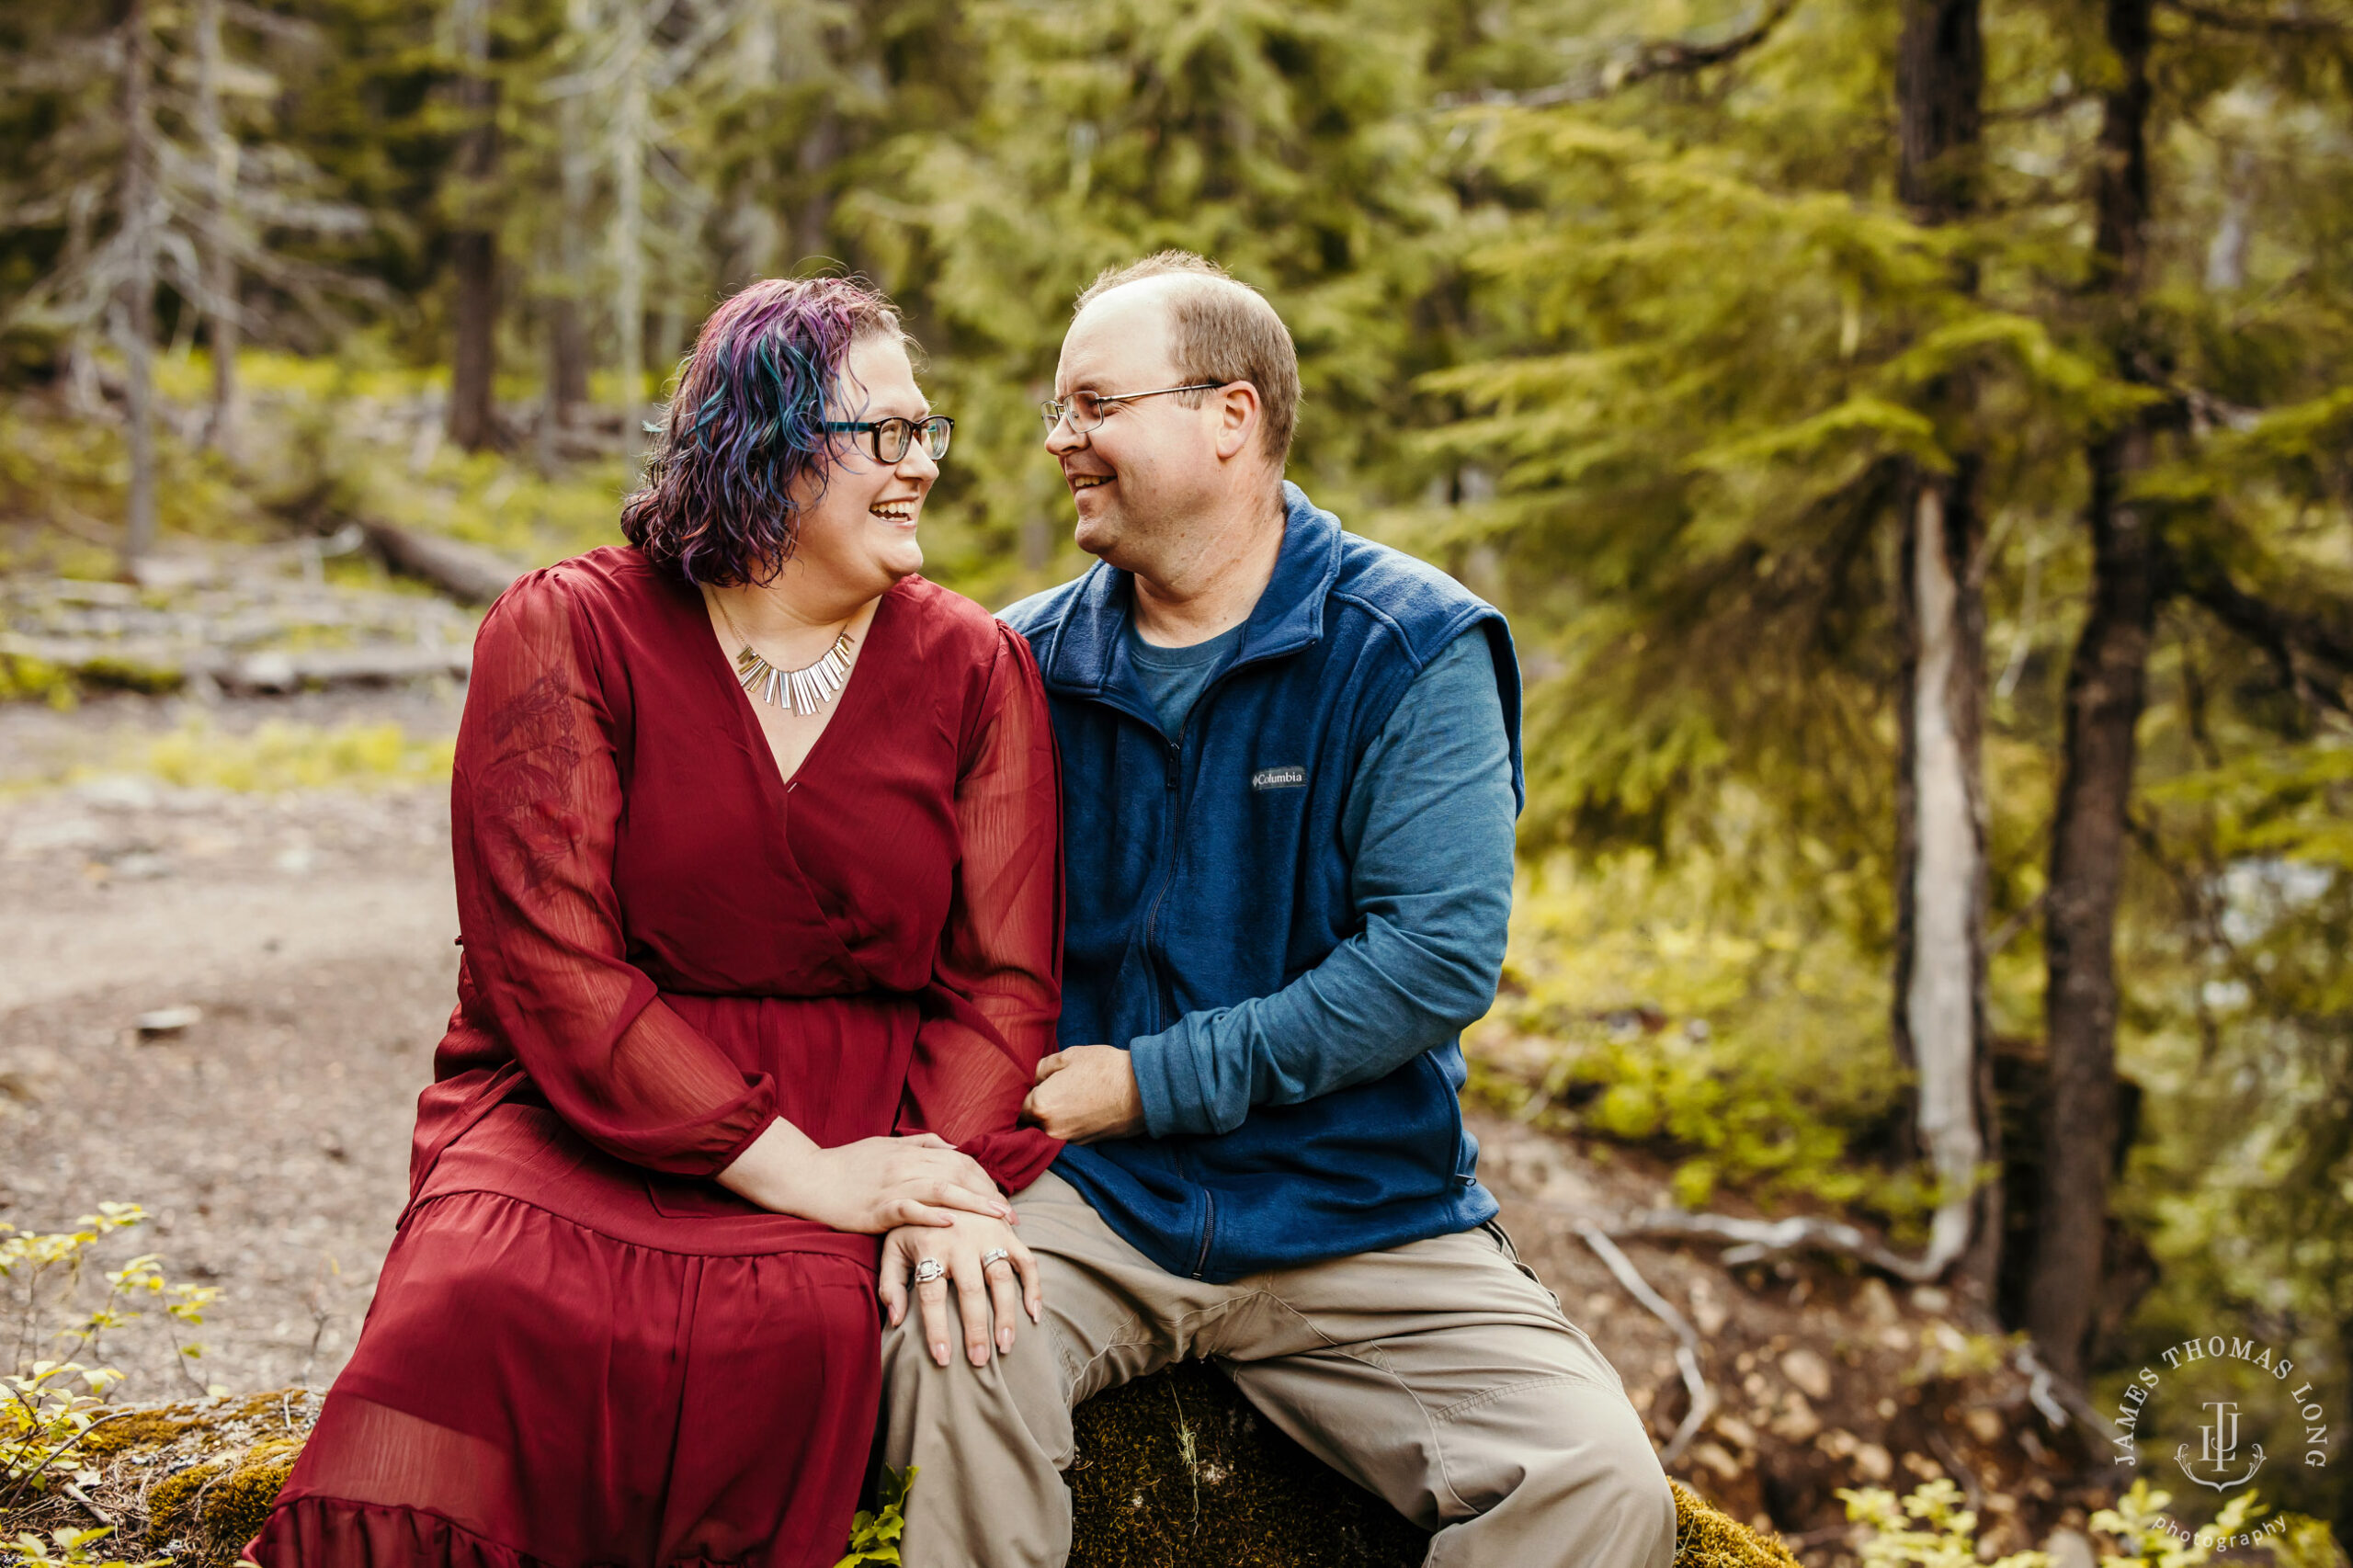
2176, 1400, 2266, 1492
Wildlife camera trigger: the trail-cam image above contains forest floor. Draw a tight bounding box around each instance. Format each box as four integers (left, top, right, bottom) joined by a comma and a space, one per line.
0, 679, 2101, 1561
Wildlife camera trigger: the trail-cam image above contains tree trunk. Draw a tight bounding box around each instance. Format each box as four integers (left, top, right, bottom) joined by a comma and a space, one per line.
2027, 0, 2159, 1387
611, 6, 648, 440
193, 0, 241, 456
445, 0, 499, 452
1890, 0, 1995, 1302
1893, 470, 1998, 1296
794, 110, 842, 267
549, 299, 589, 410
119, 0, 159, 573
1895, 0, 1982, 215
546, 0, 594, 433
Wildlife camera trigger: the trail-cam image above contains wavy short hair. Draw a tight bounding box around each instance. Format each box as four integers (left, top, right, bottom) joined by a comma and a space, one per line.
620, 277, 903, 586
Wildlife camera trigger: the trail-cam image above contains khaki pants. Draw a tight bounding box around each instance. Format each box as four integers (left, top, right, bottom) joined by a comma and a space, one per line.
881, 1172, 1677, 1568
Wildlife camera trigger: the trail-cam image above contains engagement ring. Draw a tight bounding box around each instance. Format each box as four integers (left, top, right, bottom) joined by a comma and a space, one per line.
979, 1248, 1012, 1269
912, 1258, 947, 1285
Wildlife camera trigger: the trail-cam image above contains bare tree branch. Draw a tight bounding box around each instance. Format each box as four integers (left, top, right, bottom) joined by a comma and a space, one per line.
1442, 0, 1802, 108
2171, 555, 2353, 716
1984, 87, 2095, 121
2158, 0, 2350, 32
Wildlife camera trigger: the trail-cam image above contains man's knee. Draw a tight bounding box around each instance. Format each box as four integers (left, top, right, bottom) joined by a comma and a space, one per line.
1533, 1409, 1677, 1567
881, 1294, 1073, 1459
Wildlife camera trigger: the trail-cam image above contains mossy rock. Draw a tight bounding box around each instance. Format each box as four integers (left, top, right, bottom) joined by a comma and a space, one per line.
17, 1391, 312, 1568
141, 1436, 304, 1562
1069, 1358, 1802, 1568
23, 1375, 1801, 1568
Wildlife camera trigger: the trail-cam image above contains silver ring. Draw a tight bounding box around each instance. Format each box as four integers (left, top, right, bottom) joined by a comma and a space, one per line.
913, 1257, 947, 1285
979, 1248, 1012, 1270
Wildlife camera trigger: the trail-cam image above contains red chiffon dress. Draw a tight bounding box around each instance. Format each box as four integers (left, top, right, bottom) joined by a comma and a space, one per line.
244, 547, 1063, 1568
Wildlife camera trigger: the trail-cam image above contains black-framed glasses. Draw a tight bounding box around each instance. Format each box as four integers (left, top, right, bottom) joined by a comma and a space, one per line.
1039, 382, 1226, 436
820, 415, 954, 463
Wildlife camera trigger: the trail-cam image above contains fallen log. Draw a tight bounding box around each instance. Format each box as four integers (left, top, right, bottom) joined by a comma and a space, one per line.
359, 519, 525, 606
33, 1369, 1804, 1568
0, 633, 472, 694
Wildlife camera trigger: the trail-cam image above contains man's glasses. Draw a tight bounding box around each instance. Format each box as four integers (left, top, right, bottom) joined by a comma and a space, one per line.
821, 415, 955, 463
1038, 383, 1226, 436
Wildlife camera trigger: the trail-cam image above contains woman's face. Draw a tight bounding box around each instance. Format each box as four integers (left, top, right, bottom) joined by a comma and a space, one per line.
785, 333, 938, 600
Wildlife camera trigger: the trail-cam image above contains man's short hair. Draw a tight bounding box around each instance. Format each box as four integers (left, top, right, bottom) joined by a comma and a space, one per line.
1074, 252, 1300, 467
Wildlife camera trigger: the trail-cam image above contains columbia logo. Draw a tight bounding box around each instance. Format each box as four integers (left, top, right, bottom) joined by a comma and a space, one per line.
1251, 765, 1307, 790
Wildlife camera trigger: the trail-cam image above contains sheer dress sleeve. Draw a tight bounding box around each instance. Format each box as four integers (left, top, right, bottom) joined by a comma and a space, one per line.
451, 572, 777, 1176
897, 622, 1065, 1192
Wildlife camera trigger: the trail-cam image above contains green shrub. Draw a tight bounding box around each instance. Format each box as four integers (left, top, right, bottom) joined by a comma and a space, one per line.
1477, 842, 1916, 1221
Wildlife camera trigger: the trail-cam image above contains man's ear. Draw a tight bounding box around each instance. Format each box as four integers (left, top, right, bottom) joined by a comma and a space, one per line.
1212, 381, 1262, 463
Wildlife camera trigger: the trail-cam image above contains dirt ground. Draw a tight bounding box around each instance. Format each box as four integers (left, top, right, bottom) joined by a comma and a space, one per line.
0, 686, 2077, 1550
2, 687, 462, 1395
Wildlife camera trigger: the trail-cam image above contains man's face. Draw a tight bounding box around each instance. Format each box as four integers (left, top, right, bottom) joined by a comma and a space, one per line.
1046, 282, 1222, 566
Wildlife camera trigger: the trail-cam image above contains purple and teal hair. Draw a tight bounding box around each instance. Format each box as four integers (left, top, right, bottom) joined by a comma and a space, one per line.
619, 276, 902, 586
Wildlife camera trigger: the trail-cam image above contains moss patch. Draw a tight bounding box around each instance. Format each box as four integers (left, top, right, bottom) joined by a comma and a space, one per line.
142, 1437, 304, 1564
1068, 1358, 1429, 1567
1068, 1358, 1803, 1568
79, 1391, 295, 1460
1673, 1481, 1805, 1568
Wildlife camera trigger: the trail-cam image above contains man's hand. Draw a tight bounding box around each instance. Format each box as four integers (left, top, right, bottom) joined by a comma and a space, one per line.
1022, 1046, 1145, 1142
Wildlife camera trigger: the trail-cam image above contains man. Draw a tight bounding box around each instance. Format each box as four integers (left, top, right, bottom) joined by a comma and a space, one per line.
880, 251, 1675, 1567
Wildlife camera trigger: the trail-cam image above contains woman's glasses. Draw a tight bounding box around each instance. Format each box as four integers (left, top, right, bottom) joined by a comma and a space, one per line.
821, 415, 955, 463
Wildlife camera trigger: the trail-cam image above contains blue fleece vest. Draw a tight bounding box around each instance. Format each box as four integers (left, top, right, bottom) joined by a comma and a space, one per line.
1002, 485, 1524, 1281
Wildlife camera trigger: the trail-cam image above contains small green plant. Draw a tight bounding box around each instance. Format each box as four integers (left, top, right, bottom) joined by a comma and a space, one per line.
1839, 1478, 2052, 1568
2, 1363, 121, 1517
5, 1524, 169, 1566
2090, 1479, 2269, 1567
834, 1466, 915, 1567
1, 1205, 223, 1518
1842, 1478, 2347, 1568
0, 654, 74, 710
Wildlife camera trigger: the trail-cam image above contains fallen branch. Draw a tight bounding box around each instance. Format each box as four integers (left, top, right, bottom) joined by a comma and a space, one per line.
2012, 1341, 2109, 1435
1924, 1427, 1983, 1513
1612, 1207, 1949, 1282
1574, 1224, 1717, 1465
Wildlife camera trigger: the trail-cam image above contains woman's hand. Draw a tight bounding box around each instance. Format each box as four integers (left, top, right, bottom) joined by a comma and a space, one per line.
719, 1121, 1013, 1233
879, 1210, 1042, 1369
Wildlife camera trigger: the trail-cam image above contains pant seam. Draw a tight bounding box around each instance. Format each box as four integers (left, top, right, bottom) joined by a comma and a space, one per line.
1433, 1370, 1609, 1425
1293, 1341, 1478, 1521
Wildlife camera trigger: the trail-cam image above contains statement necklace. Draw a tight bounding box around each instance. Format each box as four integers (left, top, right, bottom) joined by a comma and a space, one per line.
735, 630, 856, 717
712, 595, 858, 717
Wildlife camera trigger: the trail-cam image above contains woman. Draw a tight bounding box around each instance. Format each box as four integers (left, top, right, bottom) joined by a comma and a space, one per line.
247, 277, 1062, 1567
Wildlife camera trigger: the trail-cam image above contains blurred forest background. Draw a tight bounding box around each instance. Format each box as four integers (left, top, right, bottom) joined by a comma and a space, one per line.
3, 0, 2351, 1547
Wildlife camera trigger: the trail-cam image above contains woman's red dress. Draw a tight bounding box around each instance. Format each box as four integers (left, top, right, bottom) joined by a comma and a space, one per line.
245, 548, 1063, 1568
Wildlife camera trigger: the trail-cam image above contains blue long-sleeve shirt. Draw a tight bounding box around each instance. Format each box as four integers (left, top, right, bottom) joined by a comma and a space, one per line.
1117, 623, 1518, 1137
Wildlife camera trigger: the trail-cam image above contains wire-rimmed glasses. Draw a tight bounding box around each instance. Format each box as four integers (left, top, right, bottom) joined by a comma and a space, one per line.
1038, 382, 1226, 436
820, 415, 955, 463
